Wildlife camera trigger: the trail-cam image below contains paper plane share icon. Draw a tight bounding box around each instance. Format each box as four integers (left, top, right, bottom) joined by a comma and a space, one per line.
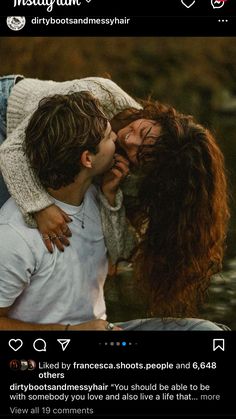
57, 339, 71, 351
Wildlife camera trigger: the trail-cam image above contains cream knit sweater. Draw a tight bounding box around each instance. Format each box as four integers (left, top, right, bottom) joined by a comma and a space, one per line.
0, 76, 141, 263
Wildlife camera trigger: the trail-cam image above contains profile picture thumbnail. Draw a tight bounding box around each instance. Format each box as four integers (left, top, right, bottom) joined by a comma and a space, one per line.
9, 359, 20, 370
27, 359, 36, 370
20, 359, 28, 371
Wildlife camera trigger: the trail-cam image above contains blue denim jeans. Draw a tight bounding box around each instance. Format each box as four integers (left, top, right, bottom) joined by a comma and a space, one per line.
0, 75, 18, 207
116, 317, 230, 331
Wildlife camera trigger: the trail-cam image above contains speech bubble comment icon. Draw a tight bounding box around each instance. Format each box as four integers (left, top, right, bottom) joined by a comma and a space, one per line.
33, 338, 47, 352
211, 0, 227, 9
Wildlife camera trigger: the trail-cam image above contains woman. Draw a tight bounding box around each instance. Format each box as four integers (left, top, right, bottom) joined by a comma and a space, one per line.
114, 103, 229, 319
0, 75, 230, 326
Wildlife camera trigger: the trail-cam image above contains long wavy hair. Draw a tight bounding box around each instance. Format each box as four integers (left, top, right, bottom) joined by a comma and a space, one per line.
112, 101, 230, 317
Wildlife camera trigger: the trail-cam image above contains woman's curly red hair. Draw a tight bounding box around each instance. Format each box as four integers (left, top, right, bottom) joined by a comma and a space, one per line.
112, 101, 230, 317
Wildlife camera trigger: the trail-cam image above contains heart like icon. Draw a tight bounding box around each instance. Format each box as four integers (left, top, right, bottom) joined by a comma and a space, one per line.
181, 0, 196, 8
8, 339, 23, 352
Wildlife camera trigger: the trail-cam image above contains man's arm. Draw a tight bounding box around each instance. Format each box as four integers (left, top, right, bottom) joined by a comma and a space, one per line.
0, 226, 121, 331
0, 306, 65, 330
0, 307, 120, 331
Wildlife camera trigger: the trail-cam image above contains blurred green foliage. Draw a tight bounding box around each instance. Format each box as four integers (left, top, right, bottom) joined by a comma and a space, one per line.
0, 37, 235, 118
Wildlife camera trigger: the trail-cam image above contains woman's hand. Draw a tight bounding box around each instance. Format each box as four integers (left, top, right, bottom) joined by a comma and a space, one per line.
68, 319, 122, 331
108, 260, 118, 276
101, 154, 129, 206
34, 204, 72, 253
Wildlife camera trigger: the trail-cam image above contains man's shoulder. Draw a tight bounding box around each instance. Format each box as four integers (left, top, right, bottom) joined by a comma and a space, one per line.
0, 198, 42, 249
0, 198, 20, 224
0, 198, 21, 224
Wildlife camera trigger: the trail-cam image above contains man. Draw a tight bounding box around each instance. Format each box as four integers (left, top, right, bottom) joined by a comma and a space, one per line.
0, 75, 139, 259
0, 91, 121, 331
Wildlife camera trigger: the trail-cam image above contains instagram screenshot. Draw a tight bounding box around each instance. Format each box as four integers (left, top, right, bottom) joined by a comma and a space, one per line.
0, 0, 235, 417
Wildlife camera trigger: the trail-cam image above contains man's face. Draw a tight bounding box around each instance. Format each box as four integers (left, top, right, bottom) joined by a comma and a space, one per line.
117, 119, 161, 164
93, 122, 117, 174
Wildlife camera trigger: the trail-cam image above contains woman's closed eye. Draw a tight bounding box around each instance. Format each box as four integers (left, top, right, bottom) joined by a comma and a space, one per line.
142, 128, 157, 145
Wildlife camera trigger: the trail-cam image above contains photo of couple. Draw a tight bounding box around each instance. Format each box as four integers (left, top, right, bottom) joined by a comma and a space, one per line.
0, 37, 235, 332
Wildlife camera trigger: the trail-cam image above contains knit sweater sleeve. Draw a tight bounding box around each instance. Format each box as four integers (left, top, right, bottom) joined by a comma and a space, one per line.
98, 188, 137, 264
78, 77, 142, 119
0, 115, 52, 227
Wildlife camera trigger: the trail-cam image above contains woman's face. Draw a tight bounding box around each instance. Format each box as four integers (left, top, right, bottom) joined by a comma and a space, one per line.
117, 119, 161, 164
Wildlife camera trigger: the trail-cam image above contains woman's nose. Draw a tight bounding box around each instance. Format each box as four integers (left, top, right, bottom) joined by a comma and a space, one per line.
127, 133, 142, 146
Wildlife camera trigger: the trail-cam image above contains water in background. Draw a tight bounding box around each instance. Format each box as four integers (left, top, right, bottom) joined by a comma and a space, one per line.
200, 259, 236, 330
105, 260, 236, 330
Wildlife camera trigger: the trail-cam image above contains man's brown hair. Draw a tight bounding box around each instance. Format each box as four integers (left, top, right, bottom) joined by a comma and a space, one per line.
24, 91, 108, 189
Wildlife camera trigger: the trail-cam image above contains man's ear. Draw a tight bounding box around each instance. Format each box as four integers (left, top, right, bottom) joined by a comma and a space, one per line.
80, 150, 93, 169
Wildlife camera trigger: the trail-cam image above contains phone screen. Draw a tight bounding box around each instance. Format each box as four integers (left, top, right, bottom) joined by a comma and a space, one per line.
0, 1, 235, 417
